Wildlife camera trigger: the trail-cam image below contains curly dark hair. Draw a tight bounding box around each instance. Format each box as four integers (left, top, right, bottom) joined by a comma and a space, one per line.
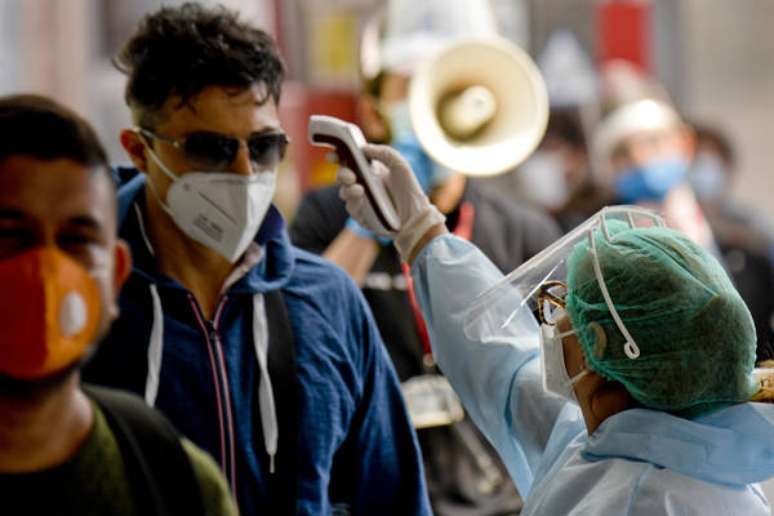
0, 94, 108, 170
115, 2, 285, 127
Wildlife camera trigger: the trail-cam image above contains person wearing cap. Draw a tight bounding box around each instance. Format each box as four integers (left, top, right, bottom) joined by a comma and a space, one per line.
583, 98, 709, 241
336, 142, 774, 515
555, 93, 721, 257
291, 1, 559, 513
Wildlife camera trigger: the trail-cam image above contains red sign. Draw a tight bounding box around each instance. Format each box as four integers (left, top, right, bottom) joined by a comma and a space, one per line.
597, 1, 651, 72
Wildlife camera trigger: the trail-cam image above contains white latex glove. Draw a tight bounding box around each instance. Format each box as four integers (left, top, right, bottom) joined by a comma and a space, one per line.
337, 144, 446, 261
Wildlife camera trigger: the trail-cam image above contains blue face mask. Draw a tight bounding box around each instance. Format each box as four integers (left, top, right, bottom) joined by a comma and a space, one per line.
387, 101, 454, 193
614, 156, 688, 204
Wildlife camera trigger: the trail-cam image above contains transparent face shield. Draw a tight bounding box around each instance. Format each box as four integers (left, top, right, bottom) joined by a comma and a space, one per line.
463, 206, 666, 358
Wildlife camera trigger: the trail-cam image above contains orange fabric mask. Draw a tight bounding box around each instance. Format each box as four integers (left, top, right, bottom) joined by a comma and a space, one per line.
0, 247, 101, 379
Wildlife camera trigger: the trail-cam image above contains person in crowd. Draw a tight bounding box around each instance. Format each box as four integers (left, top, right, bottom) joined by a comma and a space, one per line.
689, 124, 740, 207
514, 107, 593, 226
688, 123, 774, 361
571, 84, 772, 363
555, 62, 705, 240
291, 1, 558, 513
580, 98, 713, 244
0, 94, 237, 515
337, 143, 774, 515
81, 4, 430, 515
503, 26, 600, 220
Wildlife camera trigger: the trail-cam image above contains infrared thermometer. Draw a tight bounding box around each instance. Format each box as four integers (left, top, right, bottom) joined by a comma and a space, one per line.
308, 115, 401, 232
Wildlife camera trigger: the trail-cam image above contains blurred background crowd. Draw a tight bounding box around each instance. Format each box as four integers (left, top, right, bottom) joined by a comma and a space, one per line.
1, 0, 772, 221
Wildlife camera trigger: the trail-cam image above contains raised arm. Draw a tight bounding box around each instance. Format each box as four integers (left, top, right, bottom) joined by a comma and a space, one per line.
337, 144, 580, 496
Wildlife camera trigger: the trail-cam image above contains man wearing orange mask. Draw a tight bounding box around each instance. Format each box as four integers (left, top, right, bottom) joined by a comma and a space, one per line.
0, 94, 237, 515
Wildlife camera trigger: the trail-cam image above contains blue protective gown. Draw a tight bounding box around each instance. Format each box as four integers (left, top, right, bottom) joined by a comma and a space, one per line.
412, 234, 774, 515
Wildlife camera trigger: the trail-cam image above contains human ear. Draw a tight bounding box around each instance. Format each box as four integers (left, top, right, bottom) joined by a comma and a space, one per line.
120, 129, 150, 173
108, 240, 132, 320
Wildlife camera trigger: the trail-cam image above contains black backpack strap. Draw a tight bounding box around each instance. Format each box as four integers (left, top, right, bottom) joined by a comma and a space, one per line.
83, 384, 205, 516
263, 289, 300, 514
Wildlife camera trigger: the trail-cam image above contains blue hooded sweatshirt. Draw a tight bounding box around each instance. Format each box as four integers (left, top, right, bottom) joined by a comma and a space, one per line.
83, 169, 430, 515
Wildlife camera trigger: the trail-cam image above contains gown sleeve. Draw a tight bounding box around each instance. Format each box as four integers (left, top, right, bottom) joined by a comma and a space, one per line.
411, 234, 580, 496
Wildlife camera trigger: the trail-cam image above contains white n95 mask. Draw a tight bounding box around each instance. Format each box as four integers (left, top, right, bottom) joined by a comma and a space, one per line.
539, 319, 589, 404
516, 150, 569, 209
146, 147, 275, 263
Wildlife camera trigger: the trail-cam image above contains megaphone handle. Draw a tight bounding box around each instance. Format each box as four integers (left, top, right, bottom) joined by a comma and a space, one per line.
312, 134, 400, 232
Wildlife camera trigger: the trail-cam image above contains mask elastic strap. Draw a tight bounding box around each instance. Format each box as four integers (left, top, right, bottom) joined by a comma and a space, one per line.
589, 224, 641, 359
142, 145, 179, 219
142, 138, 180, 182
569, 368, 590, 386
555, 326, 590, 385
135, 127, 181, 182
554, 328, 577, 340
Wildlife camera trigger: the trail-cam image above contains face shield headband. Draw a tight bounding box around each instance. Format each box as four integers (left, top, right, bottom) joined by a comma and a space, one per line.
462, 205, 665, 362
586, 210, 665, 359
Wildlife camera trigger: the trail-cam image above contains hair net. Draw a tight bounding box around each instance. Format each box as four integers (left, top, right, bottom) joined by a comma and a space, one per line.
565, 221, 757, 416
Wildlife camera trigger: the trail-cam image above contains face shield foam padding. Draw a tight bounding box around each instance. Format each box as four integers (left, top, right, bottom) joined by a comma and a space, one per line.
565, 221, 758, 417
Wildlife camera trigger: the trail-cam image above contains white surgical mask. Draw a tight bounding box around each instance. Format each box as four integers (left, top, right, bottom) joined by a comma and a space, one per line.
146, 147, 276, 263
516, 150, 569, 209
539, 318, 589, 404
690, 152, 728, 202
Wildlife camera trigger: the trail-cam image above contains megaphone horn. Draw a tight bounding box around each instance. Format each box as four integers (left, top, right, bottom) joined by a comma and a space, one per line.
439, 85, 498, 140
409, 37, 549, 177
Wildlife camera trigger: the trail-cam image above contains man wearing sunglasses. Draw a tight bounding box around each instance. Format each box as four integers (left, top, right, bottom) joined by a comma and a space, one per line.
82, 4, 430, 515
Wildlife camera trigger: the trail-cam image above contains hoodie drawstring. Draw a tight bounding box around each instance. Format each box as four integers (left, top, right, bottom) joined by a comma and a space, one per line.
145, 284, 164, 406
143, 286, 278, 473
253, 293, 278, 473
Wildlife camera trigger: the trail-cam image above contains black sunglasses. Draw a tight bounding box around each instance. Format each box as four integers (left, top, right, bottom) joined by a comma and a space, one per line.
139, 128, 289, 171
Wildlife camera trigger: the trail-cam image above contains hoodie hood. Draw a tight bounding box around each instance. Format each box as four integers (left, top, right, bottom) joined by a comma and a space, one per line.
584, 403, 774, 486
115, 167, 294, 294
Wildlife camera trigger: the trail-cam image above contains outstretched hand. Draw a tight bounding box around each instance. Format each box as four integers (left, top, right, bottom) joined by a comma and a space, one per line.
337, 144, 447, 262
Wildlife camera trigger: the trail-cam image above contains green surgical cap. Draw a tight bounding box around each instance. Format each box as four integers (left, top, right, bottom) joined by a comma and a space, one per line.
565, 221, 757, 416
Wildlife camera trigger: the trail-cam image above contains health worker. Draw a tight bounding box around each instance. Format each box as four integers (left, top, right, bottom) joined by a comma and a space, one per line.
337, 144, 774, 515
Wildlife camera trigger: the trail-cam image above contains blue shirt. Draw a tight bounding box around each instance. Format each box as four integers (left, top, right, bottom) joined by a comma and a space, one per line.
83, 170, 430, 515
